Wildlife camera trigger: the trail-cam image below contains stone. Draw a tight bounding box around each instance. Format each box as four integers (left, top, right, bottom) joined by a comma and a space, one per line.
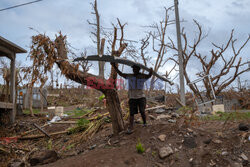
28, 150, 58, 166
89, 144, 97, 150
239, 123, 249, 131
203, 138, 212, 144
183, 137, 197, 148
158, 134, 167, 142
146, 148, 151, 153
156, 114, 171, 120
232, 162, 243, 167
240, 153, 248, 161
212, 139, 222, 144
168, 119, 176, 123
222, 151, 229, 156
155, 108, 166, 114
158, 146, 173, 159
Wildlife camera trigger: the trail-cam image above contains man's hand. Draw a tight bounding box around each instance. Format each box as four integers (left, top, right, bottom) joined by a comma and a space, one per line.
149, 68, 153, 73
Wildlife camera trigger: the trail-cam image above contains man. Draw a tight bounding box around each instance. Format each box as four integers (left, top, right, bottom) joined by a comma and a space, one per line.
111, 63, 153, 134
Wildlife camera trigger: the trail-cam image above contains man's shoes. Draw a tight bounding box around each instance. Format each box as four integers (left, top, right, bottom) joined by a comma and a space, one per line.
143, 123, 148, 127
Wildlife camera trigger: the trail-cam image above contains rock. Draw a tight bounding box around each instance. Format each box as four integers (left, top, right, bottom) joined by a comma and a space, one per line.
222, 151, 229, 156
89, 144, 97, 150
171, 113, 180, 118
156, 114, 171, 120
28, 150, 58, 166
212, 139, 222, 144
232, 162, 243, 167
155, 108, 166, 114
158, 146, 173, 159
168, 119, 176, 123
146, 148, 151, 153
240, 153, 248, 161
238, 123, 249, 131
148, 115, 156, 120
183, 137, 197, 148
8, 159, 25, 167
203, 138, 212, 144
158, 134, 167, 142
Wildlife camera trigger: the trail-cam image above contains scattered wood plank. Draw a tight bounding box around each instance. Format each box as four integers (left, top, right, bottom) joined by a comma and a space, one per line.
175, 98, 185, 107
33, 123, 51, 138
145, 105, 166, 111
20, 123, 49, 137
19, 130, 68, 140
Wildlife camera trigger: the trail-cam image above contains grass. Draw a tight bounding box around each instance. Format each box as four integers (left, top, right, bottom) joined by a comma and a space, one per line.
136, 139, 145, 154
23, 109, 44, 115
68, 118, 90, 134
202, 111, 250, 121
64, 108, 91, 118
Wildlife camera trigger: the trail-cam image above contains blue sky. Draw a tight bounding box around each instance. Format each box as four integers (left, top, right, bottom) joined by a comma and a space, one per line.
0, 0, 249, 88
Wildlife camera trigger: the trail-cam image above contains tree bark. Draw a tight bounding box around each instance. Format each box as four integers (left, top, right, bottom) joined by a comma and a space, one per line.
104, 89, 124, 134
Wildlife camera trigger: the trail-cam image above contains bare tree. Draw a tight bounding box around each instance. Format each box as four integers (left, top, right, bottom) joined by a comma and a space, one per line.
167, 20, 250, 99
88, 0, 105, 78
140, 7, 176, 90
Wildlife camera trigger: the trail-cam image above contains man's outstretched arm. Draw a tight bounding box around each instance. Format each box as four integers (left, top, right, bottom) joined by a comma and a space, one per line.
111, 63, 128, 78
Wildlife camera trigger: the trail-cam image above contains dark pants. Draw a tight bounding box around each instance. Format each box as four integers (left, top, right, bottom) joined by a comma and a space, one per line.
128, 97, 146, 128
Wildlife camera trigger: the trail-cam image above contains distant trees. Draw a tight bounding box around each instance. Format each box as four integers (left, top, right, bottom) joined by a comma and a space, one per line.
167, 20, 250, 99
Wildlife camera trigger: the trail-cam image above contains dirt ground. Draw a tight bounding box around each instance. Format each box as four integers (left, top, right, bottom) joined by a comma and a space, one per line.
1, 107, 249, 167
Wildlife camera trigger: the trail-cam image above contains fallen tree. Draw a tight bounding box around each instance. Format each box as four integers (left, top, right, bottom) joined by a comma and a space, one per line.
30, 20, 127, 134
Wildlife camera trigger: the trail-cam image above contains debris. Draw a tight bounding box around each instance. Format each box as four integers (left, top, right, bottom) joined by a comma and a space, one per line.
183, 137, 197, 148
145, 105, 166, 112
33, 123, 50, 138
19, 130, 68, 140
146, 148, 151, 153
51, 121, 77, 124
168, 119, 176, 123
49, 116, 61, 124
20, 124, 49, 137
89, 144, 97, 150
155, 108, 166, 114
212, 139, 222, 144
158, 146, 173, 159
238, 123, 249, 131
0, 147, 10, 154
7, 159, 25, 167
156, 114, 171, 120
222, 151, 229, 156
171, 113, 180, 118
148, 115, 156, 120
28, 150, 58, 166
158, 134, 166, 142
203, 138, 212, 144
240, 153, 248, 161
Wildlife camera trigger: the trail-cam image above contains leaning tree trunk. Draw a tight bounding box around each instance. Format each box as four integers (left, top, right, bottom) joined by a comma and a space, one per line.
104, 89, 124, 134
54, 35, 125, 134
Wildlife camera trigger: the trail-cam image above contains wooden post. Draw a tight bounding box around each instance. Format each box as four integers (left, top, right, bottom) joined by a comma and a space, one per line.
10, 53, 16, 124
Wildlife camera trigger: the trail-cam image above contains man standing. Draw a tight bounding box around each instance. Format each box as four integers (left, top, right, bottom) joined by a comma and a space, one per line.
111, 63, 153, 134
